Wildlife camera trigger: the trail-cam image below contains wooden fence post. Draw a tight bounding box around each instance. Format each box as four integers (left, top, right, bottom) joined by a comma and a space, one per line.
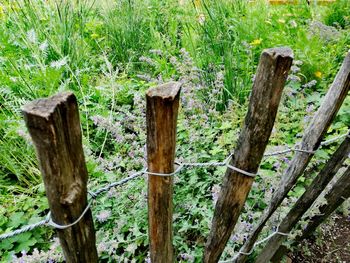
235, 51, 350, 263
271, 165, 350, 261
255, 135, 350, 263
298, 165, 350, 240
203, 47, 293, 263
22, 92, 98, 263
146, 82, 181, 263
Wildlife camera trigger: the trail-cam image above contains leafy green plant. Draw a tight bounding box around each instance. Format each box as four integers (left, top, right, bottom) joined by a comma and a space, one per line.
0, 192, 50, 261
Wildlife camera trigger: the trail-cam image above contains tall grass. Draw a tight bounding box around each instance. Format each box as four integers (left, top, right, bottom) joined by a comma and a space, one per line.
0, 1, 89, 191
101, 0, 185, 66
0, 0, 348, 194
102, 1, 153, 64
324, 0, 350, 29
182, 0, 255, 105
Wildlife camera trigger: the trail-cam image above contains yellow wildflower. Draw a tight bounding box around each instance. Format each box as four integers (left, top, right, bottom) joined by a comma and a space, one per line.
250, 39, 262, 46
91, 33, 99, 39
0, 5, 4, 19
278, 19, 286, 24
315, 71, 322, 78
194, 0, 201, 8
10, 3, 20, 12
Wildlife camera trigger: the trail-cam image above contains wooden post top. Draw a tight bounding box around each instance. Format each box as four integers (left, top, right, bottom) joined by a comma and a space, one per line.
262, 47, 293, 59
146, 81, 182, 99
22, 92, 75, 119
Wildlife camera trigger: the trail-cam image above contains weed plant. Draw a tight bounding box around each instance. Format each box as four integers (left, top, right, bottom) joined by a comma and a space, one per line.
0, 0, 349, 261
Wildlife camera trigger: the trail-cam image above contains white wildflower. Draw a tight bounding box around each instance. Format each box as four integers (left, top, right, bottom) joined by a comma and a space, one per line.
198, 13, 206, 25
169, 56, 178, 66
9, 76, 18, 82
302, 80, 317, 88
139, 56, 156, 67
149, 49, 163, 56
290, 20, 297, 28
24, 63, 35, 70
27, 29, 37, 44
291, 65, 300, 73
39, 40, 49, 51
287, 75, 301, 82
125, 243, 137, 254
96, 210, 111, 223
97, 242, 108, 253
136, 74, 152, 82
50, 57, 68, 69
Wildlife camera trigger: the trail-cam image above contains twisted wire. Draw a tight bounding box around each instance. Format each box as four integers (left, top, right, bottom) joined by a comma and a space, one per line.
219, 229, 289, 263
0, 218, 50, 241
0, 131, 347, 243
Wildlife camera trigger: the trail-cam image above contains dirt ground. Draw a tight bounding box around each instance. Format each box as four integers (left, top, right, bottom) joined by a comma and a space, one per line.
289, 214, 350, 263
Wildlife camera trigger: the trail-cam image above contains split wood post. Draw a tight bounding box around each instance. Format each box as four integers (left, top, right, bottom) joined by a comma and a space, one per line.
255, 135, 350, 263
203, 47, 293, 263
234, 51, 350, 263
298, 165, 350, 240
271, 165, 350, 261
22, 92, 98, 263
146, 82, 181, 263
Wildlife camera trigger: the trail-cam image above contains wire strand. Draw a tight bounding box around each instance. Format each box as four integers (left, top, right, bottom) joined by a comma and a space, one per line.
219, 230, 289, 263
0, 130, 347, 245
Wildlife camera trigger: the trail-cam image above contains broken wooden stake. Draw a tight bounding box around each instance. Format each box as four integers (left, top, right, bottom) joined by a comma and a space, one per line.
203, 47, 293, 263
235, 51, 350, 263
23, 92, 98, 263
146, 82, 181, 263
256, 135, 350, 263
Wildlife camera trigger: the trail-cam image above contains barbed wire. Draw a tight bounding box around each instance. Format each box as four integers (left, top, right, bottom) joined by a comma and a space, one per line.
0, 130, 348, 248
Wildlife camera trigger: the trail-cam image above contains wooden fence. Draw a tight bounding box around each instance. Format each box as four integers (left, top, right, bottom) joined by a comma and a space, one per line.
14, 47, 350, 262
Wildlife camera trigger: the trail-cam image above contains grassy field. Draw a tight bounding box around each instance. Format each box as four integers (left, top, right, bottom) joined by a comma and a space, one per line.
0, 0, 349, 261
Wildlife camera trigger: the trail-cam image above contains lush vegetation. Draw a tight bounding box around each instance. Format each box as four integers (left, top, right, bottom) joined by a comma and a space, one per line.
0, 0, 349, 262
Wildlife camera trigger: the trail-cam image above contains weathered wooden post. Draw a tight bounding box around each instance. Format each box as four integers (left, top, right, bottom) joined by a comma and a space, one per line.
298, 165, 350, 240
271, 164, 350, 261
146, 82, 181, 263
256, 135, 350, 263
22, 92, 98, 263
235, 51, 350, 263
203, 47, 293, 262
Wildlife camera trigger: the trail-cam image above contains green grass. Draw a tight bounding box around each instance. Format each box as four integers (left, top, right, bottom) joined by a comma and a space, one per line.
0, 0, 349, 261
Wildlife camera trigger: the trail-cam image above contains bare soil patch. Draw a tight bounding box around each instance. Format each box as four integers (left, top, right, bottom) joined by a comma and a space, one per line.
289, 213, 350, 263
